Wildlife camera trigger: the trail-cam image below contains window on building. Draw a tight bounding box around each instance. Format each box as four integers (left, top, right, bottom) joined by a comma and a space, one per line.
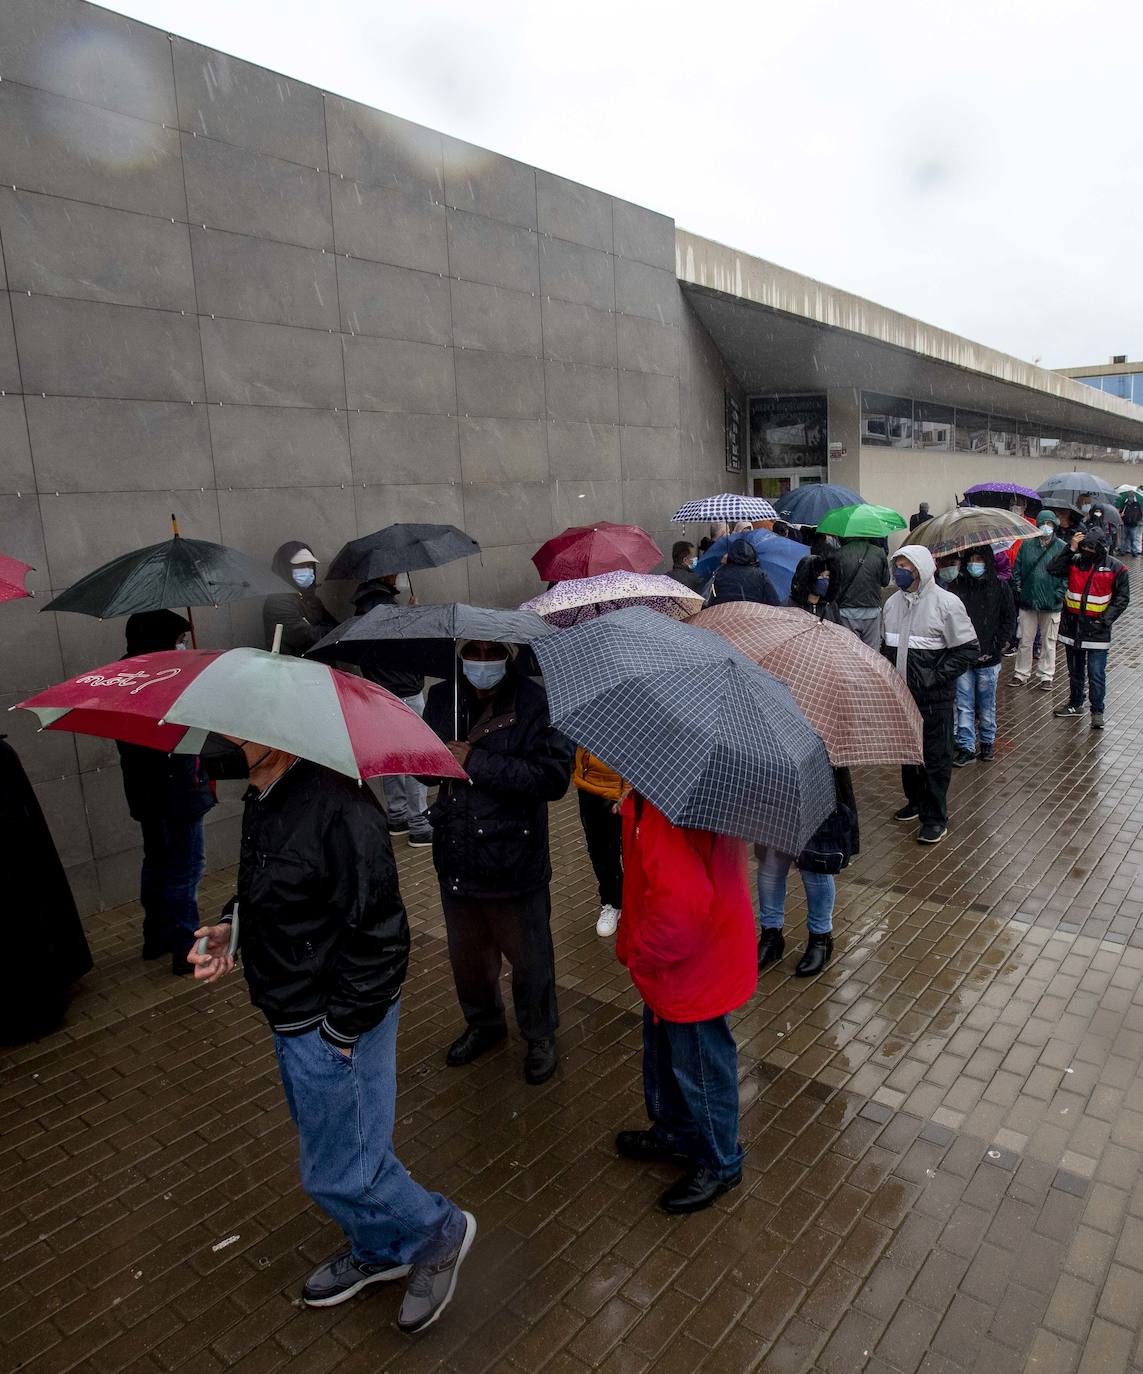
1076, 376, 1104, 392
1134, 375, 1143, 405
862, 392, 913, 447
988, 417, 1019, 455
748, 395, 827, 468
955, 410, 989, 453
915, 402, 953, 450
1017, 420, 1041, 456
1102, 374, 1131, 400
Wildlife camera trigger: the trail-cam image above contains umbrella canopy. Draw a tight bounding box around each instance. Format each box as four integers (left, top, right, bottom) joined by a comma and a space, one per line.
772, 483, 862, 526
309, 602, 552, 676
815, 503, 907, 539
692, 529, 806, 602
1116, 484, 1141, 495
910, 506, 1032, 558
0, 553, 33, 603
42, 536, 285, 618
519, 571, 702, 628
963, 482, 1042, 516
15, 648, 466, 782
692, 603, 923, 766
327, 523, 480, 582
672, 493, 778, 524
530, 607, 834, 852
1036, 471, 1119, 502
531, 522, 662, 581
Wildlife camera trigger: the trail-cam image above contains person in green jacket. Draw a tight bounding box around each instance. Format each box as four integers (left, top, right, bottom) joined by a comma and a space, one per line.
1012, 509, 1068, 689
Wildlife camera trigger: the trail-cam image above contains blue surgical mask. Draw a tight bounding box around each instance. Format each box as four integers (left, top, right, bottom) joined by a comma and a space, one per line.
175, 640, 188, 651
893, 567, 916, 591
462, 658, 507, 690
967, 561, 986, 578
291, 568, 316, 589
937, 565, 958, 584
813, 576, 830, 597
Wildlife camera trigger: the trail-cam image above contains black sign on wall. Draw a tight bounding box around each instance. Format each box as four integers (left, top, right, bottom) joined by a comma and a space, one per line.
749, 394, 828, 469
725, 392, 743, 473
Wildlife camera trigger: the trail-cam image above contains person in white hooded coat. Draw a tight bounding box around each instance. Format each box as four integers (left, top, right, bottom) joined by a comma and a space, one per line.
882, 545, 980, 844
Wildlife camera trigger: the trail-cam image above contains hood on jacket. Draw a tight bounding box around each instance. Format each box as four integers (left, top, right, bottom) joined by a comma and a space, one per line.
1080, 527, 1109, 553
957, 544, 999, 584
894, 544, 935, 591
726, 538, 758, 567
124, 609, 191, 655
790, 554, 839, 606
271, 540, 318, 584
352, 577, 398, 614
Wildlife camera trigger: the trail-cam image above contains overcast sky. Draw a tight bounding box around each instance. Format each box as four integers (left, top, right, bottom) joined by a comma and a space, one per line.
112, 0, 1139, 370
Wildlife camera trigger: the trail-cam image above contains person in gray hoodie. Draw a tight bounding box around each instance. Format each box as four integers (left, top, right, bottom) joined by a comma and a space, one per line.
882, 545, 979, 845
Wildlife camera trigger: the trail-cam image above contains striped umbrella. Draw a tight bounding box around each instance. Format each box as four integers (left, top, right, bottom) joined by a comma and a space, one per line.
14, 647, 466, 782
672, 493, 778, 524
911, 506, 1034, 558
520, 571, 702, 628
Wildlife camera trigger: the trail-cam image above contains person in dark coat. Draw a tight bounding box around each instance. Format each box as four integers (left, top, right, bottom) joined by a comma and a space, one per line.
117, 611, 215, 973
835, 537, 891, 648
0, 736, 92, 1041
909, 502, 932, 532
262, 540, 337, 655
709, 538, 780, 606
943, 545, 1017, 766
189, 746, 474, 1330
788, 554, 841, 623
352, 576, 431, 846
1051, 528, 1130, 730
422, 642, 573, 1086
668, 540, 703, 592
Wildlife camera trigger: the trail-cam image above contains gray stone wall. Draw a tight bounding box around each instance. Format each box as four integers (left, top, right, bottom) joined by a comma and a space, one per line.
0, 0, 726, 911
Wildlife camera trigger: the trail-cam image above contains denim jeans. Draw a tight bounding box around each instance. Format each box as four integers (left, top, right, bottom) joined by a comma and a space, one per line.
1066, 646, 1107, 713
954, 664, 1001, 752
139, 817, 205, 952
641, 1007, 743, 1181
381, 692, 430, 833
1128, 525, 1143, 556
755, 847, 835, 935
274, 1002, 464, 1267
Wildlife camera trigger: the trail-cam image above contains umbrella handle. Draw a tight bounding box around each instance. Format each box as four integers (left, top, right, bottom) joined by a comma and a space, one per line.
271, 623, 283, 654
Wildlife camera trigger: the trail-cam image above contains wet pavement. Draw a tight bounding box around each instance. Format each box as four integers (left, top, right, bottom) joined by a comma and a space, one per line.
3, 607, 1143, 1373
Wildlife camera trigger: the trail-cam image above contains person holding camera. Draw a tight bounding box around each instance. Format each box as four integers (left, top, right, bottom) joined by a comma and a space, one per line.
1051, 527, 1130, 730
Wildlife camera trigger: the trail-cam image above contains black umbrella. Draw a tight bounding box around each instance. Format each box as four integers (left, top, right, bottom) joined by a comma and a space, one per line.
530, 607, 835, 853
327, 523, 480, 584
42, 533, 285, 619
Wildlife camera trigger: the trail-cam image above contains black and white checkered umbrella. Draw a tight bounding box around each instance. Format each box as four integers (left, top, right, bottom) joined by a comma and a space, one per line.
532, 607, 835, 853
672, 493, 779, 524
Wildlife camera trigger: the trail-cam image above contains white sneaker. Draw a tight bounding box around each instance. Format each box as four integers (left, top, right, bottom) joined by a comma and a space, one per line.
595, 904, 620, 937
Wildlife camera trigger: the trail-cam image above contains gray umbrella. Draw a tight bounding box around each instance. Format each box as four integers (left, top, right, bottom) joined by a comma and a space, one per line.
1036, 471, 1119, 502
327, 524, 480, 582
531, 607, 835, 853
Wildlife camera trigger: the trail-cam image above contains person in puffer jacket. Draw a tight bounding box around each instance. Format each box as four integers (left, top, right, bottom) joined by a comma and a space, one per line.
423, 642, 573, 1086
882, 545, 979, 845
573, 748, 626, 938
262, 539, 337, 655
709, 537, 780, 606
614, 794, 756, 1216
1050, 527, 1130, 730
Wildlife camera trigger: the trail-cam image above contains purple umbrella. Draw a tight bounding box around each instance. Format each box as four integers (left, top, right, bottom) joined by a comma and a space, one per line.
964, 482, 1042, 515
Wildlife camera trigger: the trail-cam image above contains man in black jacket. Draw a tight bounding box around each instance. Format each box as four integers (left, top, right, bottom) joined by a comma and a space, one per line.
945, 546, 1017, 766
835, 537, 891, 648
423, 642, 573, 1085
668, 540, 703, 592
1051, 528, 1130, 729
262, 539, 337, 655
190, 746, 475, 1333
709, 538, 780, 606
117, 611, 214, 973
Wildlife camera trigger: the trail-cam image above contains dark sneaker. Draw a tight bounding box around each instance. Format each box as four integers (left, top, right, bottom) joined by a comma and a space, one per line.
757, 928, 785, 972
302, 1248, 410, 1307
918, 822, 947, 845
1054, 705, 1083, 719
397, 1211, 477, 1333
445, 1024, 507, 1067
1091, 713, 1105, 730
795, 933, 833, 977
659, 1163, 742, 1215
893, 803, 920, 823
952, 747, 977, 768
524, 1037, 558, 1085
615, 1129, 692, 1166
407, 830, 433, 848
387, 816, 411, 836
978, 743, 995, 762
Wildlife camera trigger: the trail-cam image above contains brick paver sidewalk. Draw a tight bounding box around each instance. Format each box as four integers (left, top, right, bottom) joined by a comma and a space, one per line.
3, 603, 1143, 1372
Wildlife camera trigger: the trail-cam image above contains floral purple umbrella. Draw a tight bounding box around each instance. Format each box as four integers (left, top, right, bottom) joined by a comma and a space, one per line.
520, 571, 703, 629
963, 481, 1042, 515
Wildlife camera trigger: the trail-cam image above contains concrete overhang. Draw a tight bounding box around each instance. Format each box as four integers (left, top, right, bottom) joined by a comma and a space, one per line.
676, 229, 1143, 450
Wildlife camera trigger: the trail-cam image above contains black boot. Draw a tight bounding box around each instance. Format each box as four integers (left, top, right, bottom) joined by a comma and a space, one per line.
445, 1024, 506, 1067
978, 742, 994, 762
659, 1163, 742, 1215
524, 1037, 558, 1085
795, 933, 833, 977
757, 929, 785, 972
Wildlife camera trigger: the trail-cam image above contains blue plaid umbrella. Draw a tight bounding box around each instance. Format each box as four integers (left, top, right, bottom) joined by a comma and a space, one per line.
531, 607, 834, 853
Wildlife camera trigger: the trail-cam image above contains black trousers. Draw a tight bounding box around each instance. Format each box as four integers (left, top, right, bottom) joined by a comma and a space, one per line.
576, 790, 624, 909
440, 887, 558, 1041
900, 702, 954, 826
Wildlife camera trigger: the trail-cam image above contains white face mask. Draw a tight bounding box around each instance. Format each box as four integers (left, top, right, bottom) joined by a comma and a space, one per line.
175, 640, 188, 651
462, 658, 507, 690
1037, 526, 1055, 541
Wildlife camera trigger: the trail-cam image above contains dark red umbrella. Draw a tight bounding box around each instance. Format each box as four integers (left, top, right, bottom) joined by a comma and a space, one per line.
0, 553, 33, 603
532, 522, 662, 582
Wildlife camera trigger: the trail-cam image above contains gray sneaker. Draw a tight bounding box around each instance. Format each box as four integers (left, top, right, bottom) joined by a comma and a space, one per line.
397, 1210, 477, 1333
302, 1248, 410, 1307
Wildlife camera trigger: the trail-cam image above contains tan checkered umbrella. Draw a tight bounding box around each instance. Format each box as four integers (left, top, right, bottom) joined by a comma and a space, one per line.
692, 602, 924, 767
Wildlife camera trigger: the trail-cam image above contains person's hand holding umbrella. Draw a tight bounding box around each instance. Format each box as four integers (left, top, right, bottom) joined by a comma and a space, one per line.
189, 921, 235, 984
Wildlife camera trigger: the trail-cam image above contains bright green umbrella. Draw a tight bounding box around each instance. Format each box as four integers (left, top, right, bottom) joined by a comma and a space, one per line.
815, 503, 907, 538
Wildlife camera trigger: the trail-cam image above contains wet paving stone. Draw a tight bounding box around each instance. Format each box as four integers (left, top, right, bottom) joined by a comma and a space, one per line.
4, 607, 1143, 1370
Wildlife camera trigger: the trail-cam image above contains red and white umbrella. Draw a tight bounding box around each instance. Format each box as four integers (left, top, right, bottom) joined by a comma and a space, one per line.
0, 553, 33, 603
14, 647, 466, 782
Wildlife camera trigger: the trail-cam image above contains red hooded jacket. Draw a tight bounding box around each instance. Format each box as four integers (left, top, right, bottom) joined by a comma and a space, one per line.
617, 796, 758, 1022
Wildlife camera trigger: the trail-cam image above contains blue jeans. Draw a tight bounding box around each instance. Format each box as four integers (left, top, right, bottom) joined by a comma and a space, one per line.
139, 818, 205, 951
756, 848, 835, 935
274, 1002, 464, 1266
1066, 646, 1107, 713
1128, 525, 1142, 556
642, 1007, 743, 1181
954, 664, 1001, 751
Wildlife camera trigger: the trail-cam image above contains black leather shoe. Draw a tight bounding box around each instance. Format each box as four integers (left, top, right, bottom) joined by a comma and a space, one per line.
795, 933, 833, 977
445, 1024, 506, 1067
757, 929, 785, 972
659, 1163, 742, 1215
524, 1037, 558, 1085
615, 1130, 692, 1167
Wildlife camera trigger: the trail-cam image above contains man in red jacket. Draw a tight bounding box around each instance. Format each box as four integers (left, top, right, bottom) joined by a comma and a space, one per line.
614, 793, 758, 1214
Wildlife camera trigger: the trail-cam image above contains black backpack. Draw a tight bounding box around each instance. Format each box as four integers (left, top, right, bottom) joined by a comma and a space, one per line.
1123, 495, 1141, 527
